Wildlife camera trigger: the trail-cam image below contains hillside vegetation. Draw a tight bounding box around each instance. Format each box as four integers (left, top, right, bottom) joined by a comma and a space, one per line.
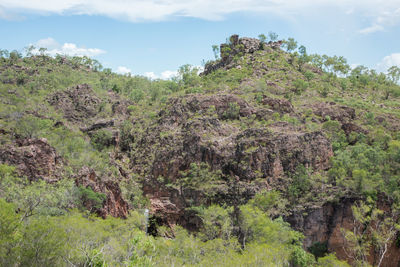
0, 34, 400, 266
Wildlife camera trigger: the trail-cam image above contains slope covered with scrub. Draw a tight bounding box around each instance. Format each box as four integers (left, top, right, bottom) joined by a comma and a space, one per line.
0, 34, 400, 266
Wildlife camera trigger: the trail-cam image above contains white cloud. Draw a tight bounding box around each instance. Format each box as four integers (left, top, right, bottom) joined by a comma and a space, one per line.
359, 24, 384, 34
116, 66, 131, 74
0, 5, 22, 20
31, 37, 105, 57
359, 7, 400, 34
144, 72, 158, 80
1, 0, 400, 28
143, 70, 179, 80
160, 70, 177, 79
377, 53, 400, 72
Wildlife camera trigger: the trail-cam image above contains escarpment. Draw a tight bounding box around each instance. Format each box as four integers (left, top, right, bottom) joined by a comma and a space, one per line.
128, 93, 334, 228
2, 33, 400, 266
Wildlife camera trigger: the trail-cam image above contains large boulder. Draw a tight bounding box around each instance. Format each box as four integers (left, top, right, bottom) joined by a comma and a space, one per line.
0, 138, 63, 182
262, 96, 294, 114
312, 102, 356, 123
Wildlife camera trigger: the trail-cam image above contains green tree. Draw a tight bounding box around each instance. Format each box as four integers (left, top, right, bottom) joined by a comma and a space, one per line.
177, 64, 201, 88
283, 37, 298, 52
387, 66, 400, 84
0, 199, 21, 266
268, 31, 279, 42
19, 217, 67, 267
212, 45, 220, 60
298, 45, 311, 72
341, 200, 399, 267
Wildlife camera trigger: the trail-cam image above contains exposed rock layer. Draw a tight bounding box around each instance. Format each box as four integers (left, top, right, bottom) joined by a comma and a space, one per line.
75, 166, 129, 219
0, 138, 63, 182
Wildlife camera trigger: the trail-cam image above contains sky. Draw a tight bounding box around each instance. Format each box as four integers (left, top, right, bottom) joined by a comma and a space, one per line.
0, 0, 399, 78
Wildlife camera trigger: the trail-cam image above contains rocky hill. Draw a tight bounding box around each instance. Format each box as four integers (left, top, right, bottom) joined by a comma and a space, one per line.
1, 35, 400, 266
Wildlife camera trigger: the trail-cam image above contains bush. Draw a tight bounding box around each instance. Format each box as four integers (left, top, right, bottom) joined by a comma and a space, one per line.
288, 165, 311, 201
222, 102, 240, 120
90, 129, 113, 151
292, 79, 308, 94
78, 186, 106, 212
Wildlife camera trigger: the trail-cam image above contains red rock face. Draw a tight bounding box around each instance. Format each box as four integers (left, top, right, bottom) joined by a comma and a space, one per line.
312, 102, 356, 123
48, 83, 101, 123
131, 94, 334, 228
75, 166, 129, 219
261, 96, 294, 114
287, 197, 400, 267
0, 138, 63, 182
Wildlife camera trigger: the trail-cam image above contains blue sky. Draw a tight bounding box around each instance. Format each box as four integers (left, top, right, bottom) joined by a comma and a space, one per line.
0, 0, 399, 78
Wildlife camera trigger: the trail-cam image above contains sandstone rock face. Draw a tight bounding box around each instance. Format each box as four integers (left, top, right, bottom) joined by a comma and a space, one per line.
341, 122, 368, 136
0, 138, 63, 182
80, 119, 114, 132
75, 166, 129, 218
238, 37, 261, 53
262, 96, 294, 114
48, 84, 101, 123
313, 102, 356, 123
161, 94, 256, 124
202, 34, 282, 75
130, 94, 333, 227
287, 197, 400, 267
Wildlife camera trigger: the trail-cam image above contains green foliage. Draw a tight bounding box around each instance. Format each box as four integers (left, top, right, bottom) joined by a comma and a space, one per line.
258, 34, 267, 43
0, 199, 20, 266
211, 44, 220, 60
176, 163, 222, 206
0, 164, 77, 217
291, 246, 316, 267
197, 205, 233, 241
328, 140, 400, 198
288, 165, 312, 201
341, 200, 399, 266
388, 66, 400, 84
178, 64, 201, 89
292, 79, 308, 94
268, 31, 279, 42
1, 34, 400, 267
78, 185, 107, 212
13, 115, 53, 139
19, 217, 68, 267
316, 254, 351, 267
309, 241, 328, 258
283, 37, 298, 52
247, 190, 288, 216
222, 102, 240, 120
90, 129, 113, 151
322, 120, 348, 151
304, 70, 315, 81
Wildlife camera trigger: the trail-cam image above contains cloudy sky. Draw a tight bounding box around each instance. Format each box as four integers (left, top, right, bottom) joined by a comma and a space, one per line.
0, 0, 399, 77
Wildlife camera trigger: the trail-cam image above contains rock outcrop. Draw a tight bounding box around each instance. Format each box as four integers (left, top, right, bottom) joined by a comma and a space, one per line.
202, 34, 282, 75
48, 84, 101, 123
130, 93, 333, 227
80, 119, 114, 132
287, 197, 400, 267
313, 102, 356, 123
75, 166, 129, 218
0, 138, 63, 182
261, 96, 294, 114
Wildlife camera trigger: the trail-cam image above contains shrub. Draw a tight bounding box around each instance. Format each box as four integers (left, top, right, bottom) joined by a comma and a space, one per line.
304, 71, 315, 81
292, 79, 308, 94
222, 102, 240, 120
90, 129, 113, 151
78, 186, 106, 212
